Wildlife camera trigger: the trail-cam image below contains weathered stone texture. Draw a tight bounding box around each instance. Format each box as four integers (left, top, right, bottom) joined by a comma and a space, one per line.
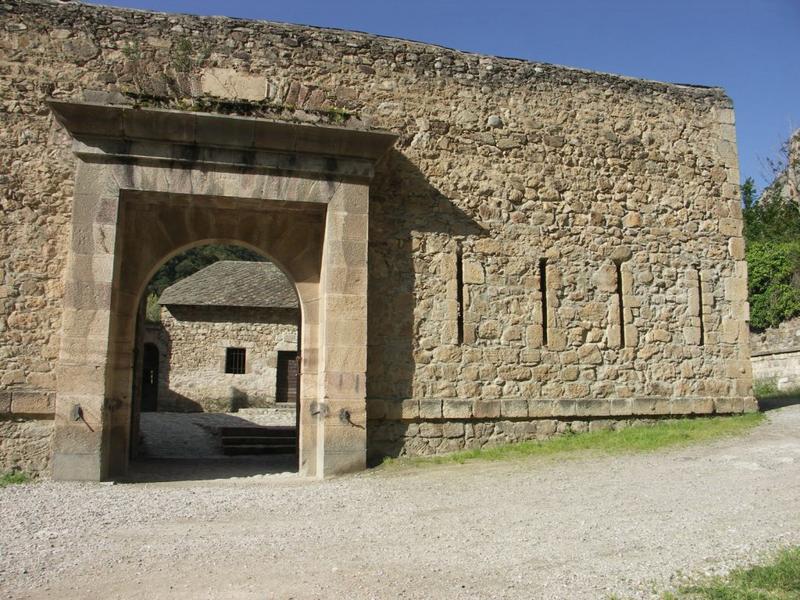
751, 352, 800, 392
750, 316, 800, 355
0, 418, 53, 473
0, 0, 754, 471
750, 316, 800, 391
155, 305, 298, 412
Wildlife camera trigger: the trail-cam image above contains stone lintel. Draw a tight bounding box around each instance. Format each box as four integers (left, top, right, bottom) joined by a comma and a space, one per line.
71, 138, 376, 181
48, 99, 398, 177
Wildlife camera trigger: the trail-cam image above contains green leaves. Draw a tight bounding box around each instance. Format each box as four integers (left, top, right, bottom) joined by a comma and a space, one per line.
742, 178, 800, 330
746, 243, 800, 329
743, 191, 800, 243
145, 292, 161, 323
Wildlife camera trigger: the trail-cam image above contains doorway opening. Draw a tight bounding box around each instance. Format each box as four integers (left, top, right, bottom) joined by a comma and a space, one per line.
141, 343, 159, 412
129, 243, 301, 481
276, 351, 300, 404
50, 99, 392, 481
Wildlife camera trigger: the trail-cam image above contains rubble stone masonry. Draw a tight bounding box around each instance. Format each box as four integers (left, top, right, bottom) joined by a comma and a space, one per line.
0, 0, 754, 472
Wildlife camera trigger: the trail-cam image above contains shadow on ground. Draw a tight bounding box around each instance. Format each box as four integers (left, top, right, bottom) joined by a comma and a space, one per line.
121, 455, 299, 483
759, 394, 800, 412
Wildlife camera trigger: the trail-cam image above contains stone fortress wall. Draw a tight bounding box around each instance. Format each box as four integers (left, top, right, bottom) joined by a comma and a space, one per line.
153, 305, 298, 412
750, 317, 800, 392
0, 0, 753, 472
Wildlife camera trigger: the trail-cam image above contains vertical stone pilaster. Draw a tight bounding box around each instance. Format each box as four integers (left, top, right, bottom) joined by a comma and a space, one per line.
315, 182, 370, 476
52, 161, 120, 481
544, 261, 565, 350
527, 258, 544, 349
683, 268, 702, 346
620, 263, 637, 349
443, 245, 460, 345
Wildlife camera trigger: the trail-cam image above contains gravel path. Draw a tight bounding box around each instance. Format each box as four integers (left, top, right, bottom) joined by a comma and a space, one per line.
2, 406, 799, 600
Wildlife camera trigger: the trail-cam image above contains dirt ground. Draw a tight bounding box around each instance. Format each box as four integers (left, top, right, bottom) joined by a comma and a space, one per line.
1, 406, 799, 600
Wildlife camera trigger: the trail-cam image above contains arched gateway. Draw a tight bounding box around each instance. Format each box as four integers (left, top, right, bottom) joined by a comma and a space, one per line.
49, 99, 397, 480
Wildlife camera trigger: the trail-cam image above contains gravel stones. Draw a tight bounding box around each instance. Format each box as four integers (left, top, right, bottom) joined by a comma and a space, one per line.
1, 407, 799, 599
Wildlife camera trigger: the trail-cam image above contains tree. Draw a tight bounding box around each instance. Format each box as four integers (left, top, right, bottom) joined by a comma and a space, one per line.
745, 241, 800, 329
742, 177, 800, 244
146, 244, 264, 297
742, 170, 800, 330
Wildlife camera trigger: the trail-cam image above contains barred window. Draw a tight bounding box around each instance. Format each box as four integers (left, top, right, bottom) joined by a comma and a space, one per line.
225, 347, 246, 374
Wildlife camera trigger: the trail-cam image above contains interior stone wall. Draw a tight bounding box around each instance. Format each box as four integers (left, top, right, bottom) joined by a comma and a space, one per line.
0, 0, 754, 471
155, 305, 299, 412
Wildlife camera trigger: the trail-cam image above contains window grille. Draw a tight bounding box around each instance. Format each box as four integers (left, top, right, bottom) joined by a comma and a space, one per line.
225, 347, 246, 374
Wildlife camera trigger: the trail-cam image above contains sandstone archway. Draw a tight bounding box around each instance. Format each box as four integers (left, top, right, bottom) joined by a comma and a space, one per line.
49, 99, 396, 480
128, 240, 302, 468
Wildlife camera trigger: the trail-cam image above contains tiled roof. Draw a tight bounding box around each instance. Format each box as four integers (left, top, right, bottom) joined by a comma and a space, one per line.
158, 261, 298, 309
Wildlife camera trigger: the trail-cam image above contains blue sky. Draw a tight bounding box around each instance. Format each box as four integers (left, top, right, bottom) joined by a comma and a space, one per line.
88, 0, 799, 190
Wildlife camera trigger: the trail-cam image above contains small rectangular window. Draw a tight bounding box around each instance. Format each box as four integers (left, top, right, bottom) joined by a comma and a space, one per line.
456, 241, 464, 345
225, 347, 246, 374
696, 266, 705, 346
615, 261, 626, 347
539, 258, 548, 346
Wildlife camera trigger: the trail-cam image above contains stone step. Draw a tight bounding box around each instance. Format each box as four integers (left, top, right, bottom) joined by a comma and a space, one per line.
222, 436, 297, 446
222, 445, 297, 456
219, 425, 297, 456
219, 426, 296, 438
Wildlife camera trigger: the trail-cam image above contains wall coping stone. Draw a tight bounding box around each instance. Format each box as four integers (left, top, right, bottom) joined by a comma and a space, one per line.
751, 346, 800, 358
20, 1, 733, 103
48, 99, 398, 162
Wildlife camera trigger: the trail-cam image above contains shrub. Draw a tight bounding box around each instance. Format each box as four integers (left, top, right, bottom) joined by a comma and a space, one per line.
753, 377, 779, 397
746, 240, 800, 329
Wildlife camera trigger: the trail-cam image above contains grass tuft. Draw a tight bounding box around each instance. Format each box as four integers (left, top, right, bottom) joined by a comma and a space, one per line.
668, 547, 800, 599
381, 413, 765, 470
754, 377, 780, 398
0, 470, 31, 488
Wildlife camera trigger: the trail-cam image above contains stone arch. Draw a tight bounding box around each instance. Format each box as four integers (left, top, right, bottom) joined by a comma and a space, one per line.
49, 99, 396, 481
126, 236, 311, 386
128, 239, 304, 462
133, 239, 300, 313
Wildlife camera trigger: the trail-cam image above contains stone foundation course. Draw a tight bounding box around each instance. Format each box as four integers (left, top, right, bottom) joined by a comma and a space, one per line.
370, 418, 660, 459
